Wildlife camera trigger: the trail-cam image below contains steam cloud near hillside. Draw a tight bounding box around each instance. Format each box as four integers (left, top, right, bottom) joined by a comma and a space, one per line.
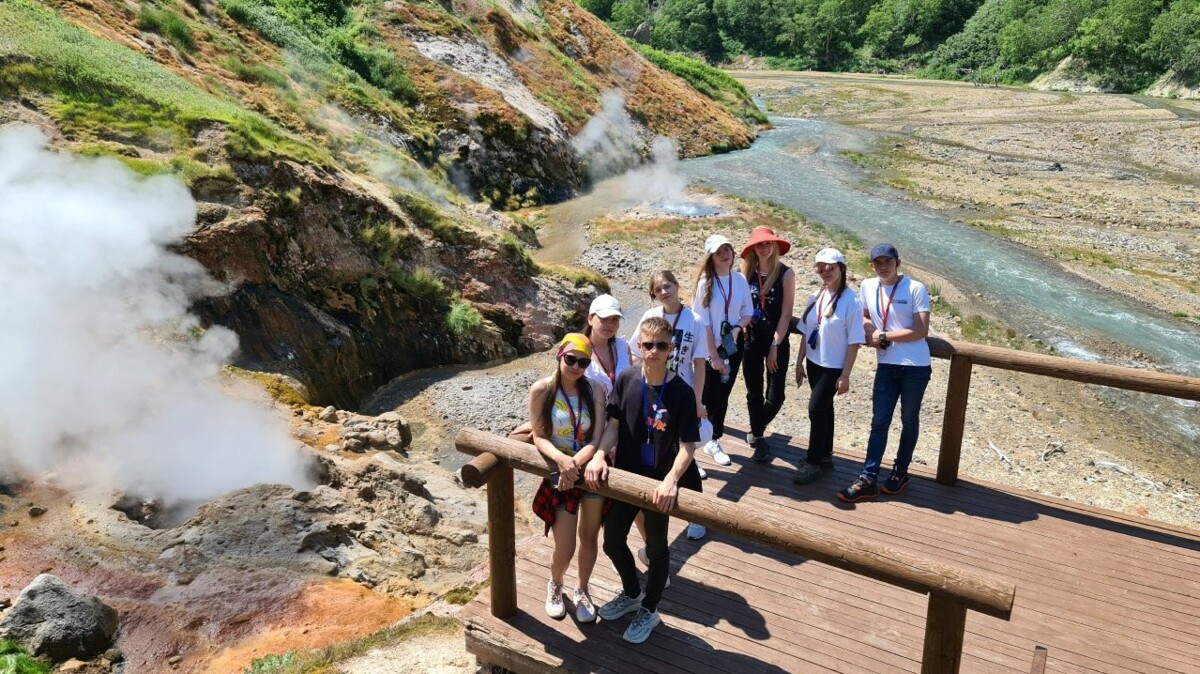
0, 126, 312, 505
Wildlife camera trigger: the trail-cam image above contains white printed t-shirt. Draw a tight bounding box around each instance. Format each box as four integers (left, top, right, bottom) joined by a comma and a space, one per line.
628, 307, 710, 386
799, 288, 866, 369
860, 276, 932, 366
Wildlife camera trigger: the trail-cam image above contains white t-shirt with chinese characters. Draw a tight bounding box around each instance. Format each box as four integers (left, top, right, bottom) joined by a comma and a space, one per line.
692, 272, 755, 347
584, 337, 632, 399
799, 288, 866, 369
628, 307, 710, 386
860, 276, 932, 366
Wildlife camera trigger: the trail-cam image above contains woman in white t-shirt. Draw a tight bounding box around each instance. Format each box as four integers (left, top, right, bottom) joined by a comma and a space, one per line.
792, 248, 865, 486
629, 270, 710, 541
584, 293, 633, 399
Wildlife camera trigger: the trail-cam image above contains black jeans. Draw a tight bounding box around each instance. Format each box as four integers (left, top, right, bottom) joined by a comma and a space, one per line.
743, 335, 790, 437
702, 342, 743, 440
604, 499, 670, 612
805, 359, 843, 466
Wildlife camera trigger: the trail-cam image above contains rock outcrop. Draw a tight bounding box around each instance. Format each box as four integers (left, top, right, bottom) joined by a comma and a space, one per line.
0, 574, 119, 662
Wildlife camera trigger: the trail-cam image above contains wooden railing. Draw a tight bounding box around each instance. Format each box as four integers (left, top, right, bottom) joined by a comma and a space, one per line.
927, 336, 1200, 485
455, 427, 1016, 674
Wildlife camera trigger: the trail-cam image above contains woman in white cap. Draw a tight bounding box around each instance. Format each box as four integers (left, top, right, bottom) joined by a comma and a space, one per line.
692, 234, 753, 465
792, 248, 864, 485
584, 293, 633, 399
741, 226, 796, 463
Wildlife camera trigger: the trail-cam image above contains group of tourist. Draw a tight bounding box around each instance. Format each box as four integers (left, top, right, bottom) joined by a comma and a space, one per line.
524, 226, 933, 644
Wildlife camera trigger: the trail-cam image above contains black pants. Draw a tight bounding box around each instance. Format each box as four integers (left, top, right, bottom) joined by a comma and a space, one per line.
604, 499, 670, 612
743, 335, 790, 437
701, 341, 743, 440
805, 359, 843, 466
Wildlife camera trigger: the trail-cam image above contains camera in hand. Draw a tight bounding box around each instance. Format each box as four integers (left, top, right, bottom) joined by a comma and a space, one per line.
878, 333, 891, 350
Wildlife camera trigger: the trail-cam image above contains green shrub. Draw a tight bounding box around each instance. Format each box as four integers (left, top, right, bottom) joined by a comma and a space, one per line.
0, 641, 49, 674
138, 6, 197, 52
242, 651, 296, 674
446, 298, 483, 335
390, 266, 447, 305
224, 58, 290, 87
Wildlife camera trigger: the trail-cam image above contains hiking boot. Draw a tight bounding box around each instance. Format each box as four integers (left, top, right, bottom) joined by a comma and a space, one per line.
686, 522, 707, 540
837, 477, 880, 503
749, 435, 771, 463
881, 470, 910, 495
545, 580, 566, 619
703, 439, 732, 466
623, 607, 662, 644
792, 462, 824, 485
598, 591, 643, 621
573, 586, 596, 623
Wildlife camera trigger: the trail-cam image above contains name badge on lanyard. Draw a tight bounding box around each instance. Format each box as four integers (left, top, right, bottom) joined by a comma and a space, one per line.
641, 377, 668, 467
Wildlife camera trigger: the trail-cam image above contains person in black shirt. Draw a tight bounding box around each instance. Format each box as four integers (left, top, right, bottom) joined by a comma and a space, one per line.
585, 316, 701, 644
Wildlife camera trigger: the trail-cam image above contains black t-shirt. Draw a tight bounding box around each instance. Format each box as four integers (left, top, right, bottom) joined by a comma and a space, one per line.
606, 367, 702, 492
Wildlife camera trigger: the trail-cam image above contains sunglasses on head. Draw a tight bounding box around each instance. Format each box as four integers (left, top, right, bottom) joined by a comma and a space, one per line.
640, 340, 672, 352
561, 354, 591, 369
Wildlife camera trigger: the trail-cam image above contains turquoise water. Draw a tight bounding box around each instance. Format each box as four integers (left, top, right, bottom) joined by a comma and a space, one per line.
680, 117, 1200, 378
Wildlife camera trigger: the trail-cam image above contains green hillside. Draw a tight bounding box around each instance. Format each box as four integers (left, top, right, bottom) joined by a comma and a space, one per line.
582, 0, 1200, 93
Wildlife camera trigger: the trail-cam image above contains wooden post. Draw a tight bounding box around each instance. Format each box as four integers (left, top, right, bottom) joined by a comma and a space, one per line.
487, 465, 517, 618
922, 593, 967, 674
938, 354, 973, 486
1029, 646, 1048, 674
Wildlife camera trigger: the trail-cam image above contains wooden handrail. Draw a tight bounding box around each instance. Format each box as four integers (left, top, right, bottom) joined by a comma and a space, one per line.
455, 427, 1015, 621
927, 337, 1200, 401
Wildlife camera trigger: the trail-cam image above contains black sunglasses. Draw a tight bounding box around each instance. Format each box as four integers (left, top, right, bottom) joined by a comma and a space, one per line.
561, 354, 591, 369
640, 340, 672, 352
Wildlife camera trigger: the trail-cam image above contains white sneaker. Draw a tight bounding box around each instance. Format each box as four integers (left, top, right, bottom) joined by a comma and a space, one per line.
686, 523, 707, 540
545, 580, 566, 619
573, 586, 596, 623
637, 546, 649, 566
703, 439, 732, 466
697, 463, 708, 479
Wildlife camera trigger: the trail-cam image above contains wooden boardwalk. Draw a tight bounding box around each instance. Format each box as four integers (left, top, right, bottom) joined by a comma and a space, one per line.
459, 434, 1200, 674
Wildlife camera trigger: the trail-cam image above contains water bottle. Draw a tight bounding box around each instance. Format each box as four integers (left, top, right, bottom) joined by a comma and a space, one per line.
720, 358, 731, 384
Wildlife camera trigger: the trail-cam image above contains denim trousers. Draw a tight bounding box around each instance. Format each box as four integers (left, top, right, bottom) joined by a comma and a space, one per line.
862, 363, 932, 481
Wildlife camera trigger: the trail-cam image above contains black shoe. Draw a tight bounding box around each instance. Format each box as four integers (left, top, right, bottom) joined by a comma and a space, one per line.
749, 435, 771, 463
819, 457, 834, 470
881, 470, 910, 495
837, 477, 879, 503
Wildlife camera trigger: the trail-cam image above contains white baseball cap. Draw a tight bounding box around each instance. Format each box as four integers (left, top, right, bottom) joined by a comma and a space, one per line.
815, 248, 845, 264
588, 294, 623, 318
698, 418, 714, 445
704, 234, 733, 255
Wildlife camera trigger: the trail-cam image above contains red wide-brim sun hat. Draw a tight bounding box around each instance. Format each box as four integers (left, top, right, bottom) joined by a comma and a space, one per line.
740, 226, 792, 259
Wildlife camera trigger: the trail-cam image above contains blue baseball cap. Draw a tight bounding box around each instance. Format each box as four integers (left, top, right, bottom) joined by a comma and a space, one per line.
869, 243, 900, 261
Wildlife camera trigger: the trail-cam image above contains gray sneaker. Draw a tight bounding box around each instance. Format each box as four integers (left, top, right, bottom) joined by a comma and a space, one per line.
623, 607, 662, 644
793, 462, 825, 485
598, 591, 643, 621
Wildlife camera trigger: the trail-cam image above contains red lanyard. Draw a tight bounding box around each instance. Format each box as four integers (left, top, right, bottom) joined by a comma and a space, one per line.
756, 271, 769, 312
558, 384, 584, 450
591, 338, 617, 383
713, 273, 733, 323
876, 277, 903, 330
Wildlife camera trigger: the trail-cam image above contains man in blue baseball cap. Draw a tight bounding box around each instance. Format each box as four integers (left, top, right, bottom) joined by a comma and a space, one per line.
837, 243, 933, 502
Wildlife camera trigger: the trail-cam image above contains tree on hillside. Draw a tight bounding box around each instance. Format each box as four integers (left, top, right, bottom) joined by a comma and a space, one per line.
1147, 0, 1200, 82
1073, 0, 1166, 90
653, 0, 725, 62
771, 0, 873, 68
996, 0, 1103, 81
578, 0, 616, 20
712, 0, 779, 55
859, 0, 985, 62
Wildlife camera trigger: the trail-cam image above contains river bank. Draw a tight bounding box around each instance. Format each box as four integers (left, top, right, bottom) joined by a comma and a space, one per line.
739, 71, 1200, 326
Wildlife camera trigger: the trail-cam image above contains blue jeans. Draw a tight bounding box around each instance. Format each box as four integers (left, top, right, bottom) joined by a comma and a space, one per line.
862, 364, 932, 481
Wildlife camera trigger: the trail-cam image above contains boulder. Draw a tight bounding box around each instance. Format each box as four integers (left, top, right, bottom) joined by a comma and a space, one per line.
0, 574, 118, 662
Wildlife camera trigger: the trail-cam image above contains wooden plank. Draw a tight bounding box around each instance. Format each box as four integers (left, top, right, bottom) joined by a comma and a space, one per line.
455, 427, 1016, 620
1031, 646, 1049, 674
937, 354, 973, 485
922, 594, 967, 674
489, 465, 517, 618
926, 337, 1200, 401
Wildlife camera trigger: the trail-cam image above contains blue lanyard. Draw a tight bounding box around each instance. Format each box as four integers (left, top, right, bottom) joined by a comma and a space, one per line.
641, 375, 668, 439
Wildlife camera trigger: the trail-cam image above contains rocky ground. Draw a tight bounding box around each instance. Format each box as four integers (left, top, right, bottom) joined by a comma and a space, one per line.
740, 71, 1200, 322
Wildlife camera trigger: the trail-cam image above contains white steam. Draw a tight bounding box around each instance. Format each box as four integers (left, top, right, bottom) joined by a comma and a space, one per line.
572, 91, 694, 211
0, 126, 312, 505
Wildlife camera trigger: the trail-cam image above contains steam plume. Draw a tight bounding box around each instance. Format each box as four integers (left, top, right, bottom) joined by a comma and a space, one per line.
0, 126, 311, 506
